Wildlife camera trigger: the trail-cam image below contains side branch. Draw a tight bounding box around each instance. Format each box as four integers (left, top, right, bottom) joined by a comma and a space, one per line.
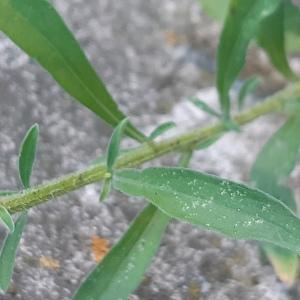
2, 83, 300, 213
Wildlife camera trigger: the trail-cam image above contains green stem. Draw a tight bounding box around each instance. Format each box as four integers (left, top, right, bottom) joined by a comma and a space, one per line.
1, 83, 300, 213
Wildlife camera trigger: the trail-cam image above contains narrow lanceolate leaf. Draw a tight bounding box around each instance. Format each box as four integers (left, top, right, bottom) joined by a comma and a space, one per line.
258, 2, 297, 81
217, 0, 280, 118
178, 150, 193, 168
18, 124, 39, 189
90, 147, 137, 166
0, 213, 27, 293
238, 76, 261, 110
0, 191, 16, 197
0, 207, 14, 233
100, 118, 128, 201
251, 116, 300, 284
99, 177, 112, 202
73, 204, 169, 300
190, 97, 221, 118
0, 0, 144, 142
114, 167, 300, 253
106, 118, 128, 173
196, 135, 221, 150
148, 121, 176, 140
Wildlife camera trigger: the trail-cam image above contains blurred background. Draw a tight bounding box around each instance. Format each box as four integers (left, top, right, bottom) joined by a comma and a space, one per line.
0, 0, 300, 299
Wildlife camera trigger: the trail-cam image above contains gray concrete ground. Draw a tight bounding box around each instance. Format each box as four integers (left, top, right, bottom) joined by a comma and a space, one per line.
0, 1, 299, 299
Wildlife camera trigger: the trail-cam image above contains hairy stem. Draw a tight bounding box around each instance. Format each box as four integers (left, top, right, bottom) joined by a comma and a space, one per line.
2, 83, 300, 213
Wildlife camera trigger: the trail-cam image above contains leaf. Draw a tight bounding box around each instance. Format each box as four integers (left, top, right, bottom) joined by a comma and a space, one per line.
217, 0, 281, 119
90, 147, 138, 166
0, 191, 17, 197
196, 136, 221, 150
238, 76, 261, 110
106, 118, 128, 173
198, 0, 230, 22
148, 121, 176, 140
73, 204, 169, 300
0, 206, 14, 233
251, 116, 300, 198
113, 167, 300, 253
0, 0, 144, 141
100, 118, 128, 201
258, 2, 297, 81
0, 213, 27, 293
285, 0, 300, 35
251, 116, 300, 284
18, 124, 39, 189
99, 177, 112, 202
91, 236, 110, 263
200, 0, 300, 55
178, 150, 193, 168
223, 119, 240, 132
284, 0, 300, 53
189, 97, 221, 118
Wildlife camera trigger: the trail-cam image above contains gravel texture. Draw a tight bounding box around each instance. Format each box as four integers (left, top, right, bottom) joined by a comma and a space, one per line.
0, 1, 299, 299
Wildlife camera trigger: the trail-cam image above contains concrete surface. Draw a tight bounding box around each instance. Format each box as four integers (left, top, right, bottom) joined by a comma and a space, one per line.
0, 1, 299, 299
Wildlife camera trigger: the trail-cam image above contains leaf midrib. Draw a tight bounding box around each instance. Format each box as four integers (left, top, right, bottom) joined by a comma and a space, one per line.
114, 174, 297, 241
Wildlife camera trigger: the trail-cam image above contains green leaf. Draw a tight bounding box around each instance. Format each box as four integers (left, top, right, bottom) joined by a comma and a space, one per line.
99, 118, 128, 201
0, 207, 14, 233
0, 192, 17, 197
18, 124, 39, 189
223, 119, 240, 132
251, 116, 300, 284
106, 118, 128, 173
238, 76, 261, 110
90, 147, 138, 166
73, 204, 169, 300
284, 0, 300, 53
148, 121, 176, 140
217, 0, 281, 119
198, 0, 230, 22
258, 2, 297, 81
113, 167, 300, 253
196, 136, 221, 150
99, 177, 112, 202
199, 0, 300, 55
282, 97, 300, 115
0, 213, 27, 293
189, 97, 221, 118
0, 0, 144, 142
285, 0, 300, 35
251, 116, 300, 200
178, 150, 193, 168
